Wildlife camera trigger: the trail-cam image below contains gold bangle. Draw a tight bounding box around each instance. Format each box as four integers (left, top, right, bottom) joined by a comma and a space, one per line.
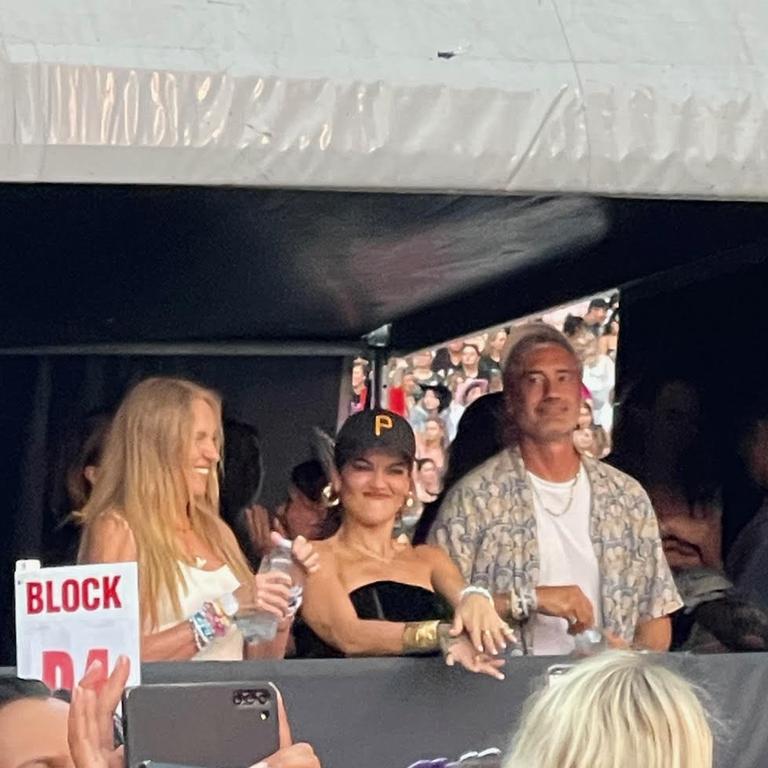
402, 620, 442, 654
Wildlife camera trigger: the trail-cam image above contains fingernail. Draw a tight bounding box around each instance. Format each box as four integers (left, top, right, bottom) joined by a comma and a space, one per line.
85, 659, 102, 674
496, 673, 505, 681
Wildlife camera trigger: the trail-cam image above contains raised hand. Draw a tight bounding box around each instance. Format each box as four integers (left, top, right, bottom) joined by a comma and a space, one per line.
285, 533, 320, 575
68, 655, 130, 768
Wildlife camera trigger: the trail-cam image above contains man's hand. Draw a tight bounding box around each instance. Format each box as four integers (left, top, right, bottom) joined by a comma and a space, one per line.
68, 655, 130, 768
536, 585, 595, 635
251, 743, 321, 768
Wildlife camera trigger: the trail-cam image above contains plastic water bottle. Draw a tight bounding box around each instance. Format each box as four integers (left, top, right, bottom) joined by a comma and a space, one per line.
237, 538, 303, 642
571, 628, 608, 657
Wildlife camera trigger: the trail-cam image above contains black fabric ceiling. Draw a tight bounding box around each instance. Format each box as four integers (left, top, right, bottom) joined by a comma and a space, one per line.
2, 184, 768, 353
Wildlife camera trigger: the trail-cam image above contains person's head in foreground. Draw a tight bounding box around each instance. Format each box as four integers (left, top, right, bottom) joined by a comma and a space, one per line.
0, 677, 70, 768
503, 651, 713, 768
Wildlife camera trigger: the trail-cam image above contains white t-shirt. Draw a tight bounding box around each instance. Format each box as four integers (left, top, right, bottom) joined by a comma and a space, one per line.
528, 466, 602, 655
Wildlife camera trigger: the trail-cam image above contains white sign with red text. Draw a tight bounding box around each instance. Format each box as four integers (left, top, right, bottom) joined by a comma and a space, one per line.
15, 561, 141, 691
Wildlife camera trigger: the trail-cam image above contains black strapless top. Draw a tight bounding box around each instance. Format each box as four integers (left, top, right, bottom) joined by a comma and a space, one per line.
293, 580, 453, 658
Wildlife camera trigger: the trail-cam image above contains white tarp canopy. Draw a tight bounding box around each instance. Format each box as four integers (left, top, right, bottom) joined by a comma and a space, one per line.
0, 1, 767, 198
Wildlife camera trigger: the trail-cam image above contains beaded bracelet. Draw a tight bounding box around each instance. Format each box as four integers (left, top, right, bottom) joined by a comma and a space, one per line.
189, 601, 232, 650
189, 612, 212, 650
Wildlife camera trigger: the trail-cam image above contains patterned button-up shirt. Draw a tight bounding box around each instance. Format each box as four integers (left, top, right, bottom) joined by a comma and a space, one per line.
429, 446, 682, 650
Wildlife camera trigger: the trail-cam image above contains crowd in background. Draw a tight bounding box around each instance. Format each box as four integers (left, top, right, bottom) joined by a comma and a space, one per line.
349, 294, 619, 512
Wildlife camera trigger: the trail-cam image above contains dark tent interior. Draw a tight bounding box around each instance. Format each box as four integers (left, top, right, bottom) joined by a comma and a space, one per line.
2, 183, 768, 664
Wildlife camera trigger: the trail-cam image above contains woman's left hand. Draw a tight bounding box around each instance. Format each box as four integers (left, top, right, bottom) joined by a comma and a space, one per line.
451, 592, 516, 655
68, 655, 130, 768
442, 633, 506, 681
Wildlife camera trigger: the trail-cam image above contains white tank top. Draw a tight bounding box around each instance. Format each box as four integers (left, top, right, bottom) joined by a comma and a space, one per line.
527, 466, 602, 656
157, 561, 244, 661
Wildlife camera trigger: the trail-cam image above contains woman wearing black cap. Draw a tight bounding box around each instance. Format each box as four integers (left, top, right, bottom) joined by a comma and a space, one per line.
296, 409, 514, 677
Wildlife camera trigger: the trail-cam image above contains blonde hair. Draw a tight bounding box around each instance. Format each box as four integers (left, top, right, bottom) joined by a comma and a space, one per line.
77, 377, 251, 629
504, 652, 713, 768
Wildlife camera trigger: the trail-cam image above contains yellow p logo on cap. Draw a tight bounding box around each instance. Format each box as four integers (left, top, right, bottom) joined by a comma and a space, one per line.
374, 414, 393, 436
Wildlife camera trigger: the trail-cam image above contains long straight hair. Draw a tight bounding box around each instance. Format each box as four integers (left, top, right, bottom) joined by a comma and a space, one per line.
77, 377, 251, 629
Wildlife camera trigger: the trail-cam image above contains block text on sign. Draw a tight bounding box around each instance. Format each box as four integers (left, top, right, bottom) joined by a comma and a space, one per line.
15, 562, 141, 692
26, 576, 123, 614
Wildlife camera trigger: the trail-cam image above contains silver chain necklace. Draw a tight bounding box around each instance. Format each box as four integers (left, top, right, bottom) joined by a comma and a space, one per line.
529, 469, 580, 517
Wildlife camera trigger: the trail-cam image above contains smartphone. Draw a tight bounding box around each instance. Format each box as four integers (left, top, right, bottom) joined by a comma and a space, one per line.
123, 681, 280, 768
139, 764, 202, 768
546, 663, 574, 686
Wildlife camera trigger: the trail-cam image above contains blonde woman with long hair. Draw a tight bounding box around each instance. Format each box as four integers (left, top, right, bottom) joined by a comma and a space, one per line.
78, 377, 318, 661
504, 651, 713, 768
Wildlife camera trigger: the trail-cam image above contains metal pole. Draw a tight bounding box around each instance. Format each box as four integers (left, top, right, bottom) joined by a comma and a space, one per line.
364, 324, 392, 410
0, 341, 365, 357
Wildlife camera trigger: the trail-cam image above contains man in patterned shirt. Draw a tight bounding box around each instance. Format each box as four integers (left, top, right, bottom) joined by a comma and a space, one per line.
429, 325, 681, 654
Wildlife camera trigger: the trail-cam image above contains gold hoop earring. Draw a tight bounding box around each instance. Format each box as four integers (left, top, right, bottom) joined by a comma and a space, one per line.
322, 483, 340, 508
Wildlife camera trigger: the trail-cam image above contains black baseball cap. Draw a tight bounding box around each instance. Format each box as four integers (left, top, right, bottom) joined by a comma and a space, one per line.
335, 409, 417, 469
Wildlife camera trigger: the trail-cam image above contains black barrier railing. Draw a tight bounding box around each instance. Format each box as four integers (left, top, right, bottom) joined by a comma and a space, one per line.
3, 654, 768, 768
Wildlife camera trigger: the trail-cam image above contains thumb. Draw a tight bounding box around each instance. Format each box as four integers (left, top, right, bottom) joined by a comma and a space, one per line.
450, 615, 464, 637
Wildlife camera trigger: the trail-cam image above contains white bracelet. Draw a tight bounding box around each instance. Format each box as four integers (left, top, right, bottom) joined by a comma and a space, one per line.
509, 586, 538, 620
523, 585, 538, 613
459, 585, 494, 606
